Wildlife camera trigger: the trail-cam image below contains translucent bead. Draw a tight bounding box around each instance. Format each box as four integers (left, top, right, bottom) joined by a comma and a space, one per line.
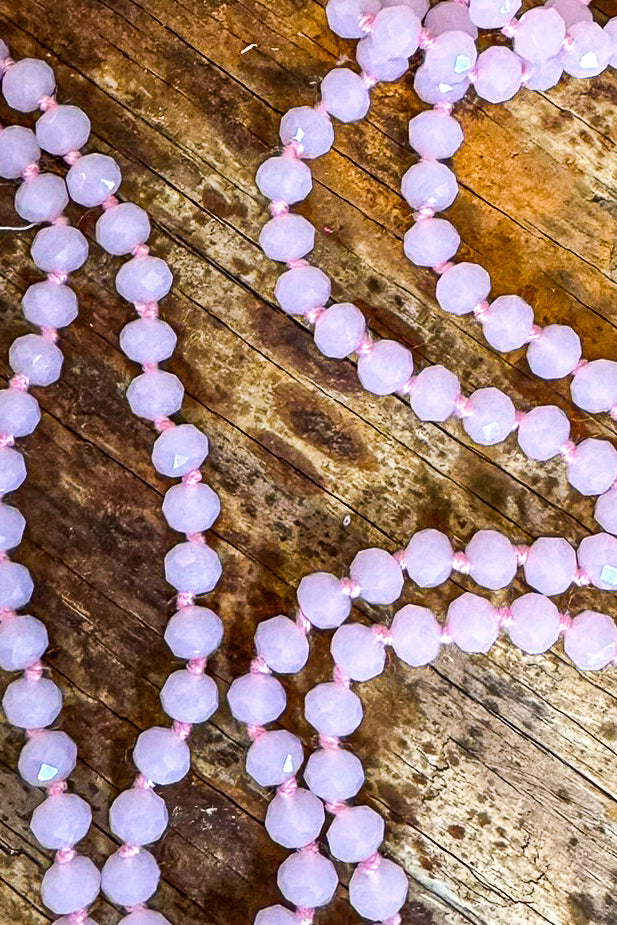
424, 30, 478, 84
116, 256, 173, 304
413, 66, 470, 105
2, 676, 61, 729
227, 672, 286, 725
401, 160, 458, 212
66, 153, 121, 207
96, 202, 151, 256
524, 56, 564, 91
465, 529, 517, 590
120, 318, 177, 364
436, 262, 490, 316
101, 848, 160, 907
369, 6, 421, 61
403, 218, 460, 268
469, 0, 521, 28
160, 669, 218, 723
404, 529, 452, 588
0, 126, 39, 179
481, 296, 533, 352
254, 906, 297, 925
331, 623, 385, 681
564, 610, 617, 670
595, 488, 617, 535
571, 359, 617, 413
304, 682, 363, 736
41, 855, 100, 914
526, 324, 581, 379
321, 68, 370, 123
0, 446, 26, 495
577, 533, 617, 590
18, 730, 77, 787
275, 266, 331, 315
546, 0, 592, 28
109, 787, 168, 846
126, 370, 184, 421
259, 214, 315, 262
22, 281, 78, 328
561, 22, 611, 78
279, 107, 334, 159
164, 541, 222, 594
255, 156, 312, 204
514, 8, 565, 62
161, 483, 220, 533
447, 592, 499, 653
255, 615, 309, 674
36, 105, 91, 156
349, 857, 408, 921
325, 0, 381, 38
349, 547, 404, 604
277, 849, 338, 908
0, 502, 25, 551
327, 805, 384, 862
15, 173, 68, 222
314, 303, 365, 359
391, 604, 441, 667
567, 438, 617, 496
408, 111, 464, 159
31, 225, 88, 273
296, 572, 351, 628
462, 387, 515, 446
151, 423, 208, 477
164, 605, 222, 659
523, 537, 576, 596
383, 0, 429, 18
2, 58, 55, 112
473, 47, 523, 103
356, 38, 408, 82
409, 365, 460, 422
357, 340, 414, 395
606, 18, 617, 67
516, 405, 570, 461
31, 793, 91, 849
507, 593, 560, 655
246, 729, 304, 786
133, 726, 190, 784
9, 334, 64, 386
424, 1, 478, 37
304, 747, 364, 801
0, 560, 34, 609
119, 913, 170, 925
265, 788, 325, 848
0, 614, 47, 671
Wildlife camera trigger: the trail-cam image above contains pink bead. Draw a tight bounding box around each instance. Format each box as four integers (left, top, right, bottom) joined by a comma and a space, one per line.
413, 65, 470, 105
369, 6, 421, 61
404, 217, 460, 268
473, 47, 523, 103
325, 0, 381, 38
357, 339, 414, 396
409, 364, 460, 422
517, 405, 570, 461
577, 533, 617, 590
255, 156, 312, 204
526, 324, 581, 379
101, 848, 160, 907
424, 1, 478, 38
331, 623, 386, 681
571, 359, 617, 413
436, 262, 491, 316
469, 0, 521, 28
404, 528, 453, 587
564, 610, 617, 670
349, 856, 408, 921
401, 160, 458, 212
227, 672, 286, 725
246, 729, 304, 786
466, 529, 517, 590
259, 214, 315, 262
391, 604, 441, 666
314, 303, 365, 359
349, 547, 404, 604
304, 747, 364, 801
462, 387, 516, 446
133, 726, 190, 785
523, 56, 564, 91
561, 22, 611, 78
408, 111, 464, 159
265, 787, 325, 848
447, 592, 499, 653
320, 68, 370, 123
15, 173, 68, 222
424, 30, 478, 84
514, 8, 565, 63
279, 106, 334, 159
507, 593, 561, 655
523, 537, 577, 596
356, 38, 409, 82
595, 488, 617, 535
275, 265, 331, 316
304, 682, 363, 736
41, 855, 100, 914
327, 804, 384, 862
567, 438, 617, 496
277, 849, 338, 908
296, 572, 351, 629
481, 295, 533, 352
255, 615, 309, 674
2, 58, 55, 112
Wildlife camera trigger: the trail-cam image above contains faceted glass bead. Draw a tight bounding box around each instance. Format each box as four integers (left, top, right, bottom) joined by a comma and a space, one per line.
507, 593, 560, 655
391, 604, 441, 667
15, 173, 68, 223
164, 605, 223, 659
66, 153, 121, 207
0, 126, 39, 179
0, 446, 26, 495
255, 615, 309, 674
164, 541, 222, 594
31, 225, 88, 273
160, 669, 218, 723
404, 528, 453, 588
564, 610, 617, 670
514, 8, 565, 62
424, 1, 478, 37
403, 218, 460, 268
31, 793, 91, 849
517, 404, 570, 461
356, 38, 408, 82
275, 266, 331, 316
304, 747, 364, 801
259, 214, 315, 262
523, 537, 576, 596
571, 359, 617, 413
606, 17, 617, 67
96, 202, 151, 256
0, 502, 25, 551
119, 914, 170, 925
474, 47, 523, 103
254, 907, 297, 925
304, 682, 363, 736
469, 0, 521, 28
41, 855, 100, 914
151, 423, 208, 477
246, 729, 304, 786
18, 730, 77, 787
279, 107, 334, 159
120, 318, 177, 364
546, 0, 592, 27
0, 614, 47, 671
56, 919, 98, 925
462, 387, 515, 446
447, 592, 499, 653
567, 438, 617, 496
424, 30, 478, 84
561, 22, 611, 78
2, 58, 55, 112
2, 676, 62, 729
465, 529, 517, 590
133, 726, 190, 785
526, 324, 581, 379
413, 66, 470, 105
36, 105, 91, 156
327, 804, 384, 862
9, 334, 63, 386
22, 281, 78, 328
109, 787, 168, 846
314, 302, 365, 359
349, 547, 404, 604
227, 673, 286, 725
277, 850, 338, 908
383, 0, 428, 17
481, 296, 533, 352
357, 340, 413, 396
595, 488, 617, 535
349, 857, 408, 921
524, 56, 564, 91
161, 482, 220, 534
409, 365, 460, 422
369, 6, 421, 61
126, 370, 184, 421
0, 560, 34, 609
255, 156, 312, 204
320, 68, 370, 123
116, 256, 173, 304
296, 572, 351, 628
101, 848, 160, 907
325, 0, 381, 38
436, 262, 490, 316
401, 160, 458, 212
408, 111, 464, 159
265, 787, 325, 848
331, 623, 385, 681
578, 533, 617, 590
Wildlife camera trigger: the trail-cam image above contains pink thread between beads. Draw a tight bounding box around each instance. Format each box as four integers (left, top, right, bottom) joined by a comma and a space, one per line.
296, 609, 311, 635
333, 665, 351, 687
247, 724, 266, 741
452, 551, 470, 574
355, 332, 374, 356
68, 910, 88, 925
573, 568, 590, 587
514, 544, 529, 566
358, 13, 375, 31
182, 468, 202, 486
398, 374, 416, 396
433, 260, 453, 275
102, 194, 119, 211
177, 591, 194, 608
359, 851, 382, 872
434, 101, 453, 115
305, 305, 326, 325
38, 95, 58, 112
126, 904, 148, 914
133, 773, 154, 789
454, 394, 472, 418
0, 57, 14, 74
250, 656, 271, 674
295, 908, 315, 924
319, 733, 340, 750
440, 624, 453, 644
325, 800, 347, 814
119, 844, 140, 858
47, 780, 68, 797
559, 440, 577, 462
41, 326, 58, 342
186, 531, 205, 544
501, 17, 518, 36
21, 162, 39, 181
496, 606, 512, 628
63, 150, 81, 165
340, 576, 361, 598
419, 28, 435, 50
135, 301, 159, 318
24, 661, 44, 680
154, 416, 174, 432
277, 776, 298, 796
131, 243, 150, 258
48, 271, 68, 286
514, 410, 526, 428
559, 611, 573, 632
187, 657, 206, 675
0, 606, 16, 621
286, 258, 308, 269
172, 720, 192, 740
269, 200, 289, 217
282, 142, 303, 159
414, 207, 435, 221
9, 374, 29, 391
527, 324, 543, 342
473, 300, 489, 321
393, 548, 407, 570
142, 361, 158, 373
609, 404, 617, 423
372, 623, 393, 645
55, 848, 75, 864
362, 73, 377, 89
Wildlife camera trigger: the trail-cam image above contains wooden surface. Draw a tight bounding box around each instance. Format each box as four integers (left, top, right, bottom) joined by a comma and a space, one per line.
3, 1, 617, 923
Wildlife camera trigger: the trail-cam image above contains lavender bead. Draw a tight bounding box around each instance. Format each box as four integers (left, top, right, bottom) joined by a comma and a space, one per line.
161, 483, 220, 533
119, 914, 170, 925
160, 669, 218, 723
607, 18, 617, 67
31, 793, 91, 849
255, 615, 309, 674
41, 855, 100, 915
227, 673, 286, 725
254, 907, 297, 925
370, 6, 421, 61
349, 857, 408, 921
391, 604, 441, 667
523, 537, 576, 596
18, 730, 77, 787
571, 359, 617, 413
383, 0, 430, 18
564, 611, 617, 670
0, 126, 39, 178
275, 265, 331, 315
314, 302, 365, 359
526, 324, 581, 379
408, 111, 464, 159
0, 560, 34, 609
151, 423, 208, 477
462, 387, 515, 446
22, 281, 78, 328
2, 58, 55, 112
561, 22, 611, 78
304, 682, 363, 736
403, 218, 460, 268
567, 438, 617, 496
255, 156, 312, 204
164, 605, 223, 659
469, 0, 520, 28
436, 262, 490, 316
279, 106, 334, 159
2, 676, 61, 729
0, 502, 25, 551
404, 529, 453, 588
401, 161, 458, 211
126, 370, 184, 421
578, 533, 617, 590
265, 788, 325, 848
424, 30, 478, 84
325, 0, 381, 38
133, 726, 190, 784
517, 405, 569, 461
514, 9, 565, 62
259, 214, 315, 262
331, 623, 385, 681
0, 446, 26, 495
96, 202, 151, 256
101, 848, 160, 906
36, 105, 91, 156
9, 334, 63, 386
277, 849, 338, 908
474, 47, 523, 103
109, 787, 168, 846
349, 547, 404, 604
0, 614, 47, 670
327, 804, 384, 862
507, 593, 560, 655
524, 56, 564, 91
595, 488, 617, 535
321, 68, 370, 123
304, 747, 364, 801
120, 318, 177, 364
297, 572, 351, 628
116, 255, 173, 304
481, 296, 533, 352
246, 729, 304, 786
358, 339, 413, 395
466, 529, 517, 590
164, 541, 221, 594
356, 38, 408, 82
15, 173, 68, 222
31, 225, 88, 273
447, 592, 499, 653
424, 1, 478, 37
66, 153, 121, 207
413, 66, 470, 105
546, 0, 592, 27
409, 365, 459, 422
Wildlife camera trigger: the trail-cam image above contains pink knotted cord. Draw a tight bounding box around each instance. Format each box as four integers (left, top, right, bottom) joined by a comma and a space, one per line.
142, 361, 158, 373
52, 214, 70, 227
433, 260, 453, 275
133, 773, 154, 789
295, 907, 315, 924
333, 665, 350, 687
41, 326, 59, 342
356, 332, 374, 355
372, 623, 393, 645
454, 394, 472, 418
47, 780, 68, 797
434, 100, 453, 114
501, 17, 518, 36
182, 468, 202, 486
0, 606, 16, 621
269, 200, 289, 217
9, 374, 29, 391
282, 142, 303, 159
562, 33, 575, 51
63, 150, 82, 165
419, 28, 435, 50
172, 720, 192, 740
0, 434, 13, 448
68, 910, 88, 925
382, 915, 402, 925
340, 576, 361, 598
24, 661, 44, 680
305, 305, 326, 325
55, 848, 75, 864
358, 13, 375, 31
102, 194, 119, 211
250, 656, 271, 674
296, 609, 311, 635
131, 243, 150, 257
38, 95, 58, 111
154, 416, 174, 432
359, 851, 382, 872
527, 324, 543, 342
467, 64, 479, 83
186, 531, 205, 544
277, 776, 298, 796
187, 657, 206, 675
119, 844, 140, 858
318, 733, 340, 749
572, 358, 588, 376
559, 440, 577, 462
325, 800, 347, 814
135, 301, 159, 318
313, 101, 328, 115
451, 551, 470, 574
247, 724, 266, 741
514, 410, 526, 428
559, 611, 573, 632
48, 271, 68, 285
393, 548, 406, 570
496, 606, 512, 628
286, 258, 309, 269
21, 161, 39, 181
176, 591, 194, 608
514, 544, 529, 566
0, 57, 14, 74
126, 904, 148, 914
473, 300, 489, 321
398, 374, 416, 396
363, 73, 377, 89
573, 567, 590, 587
413, 207, 434, 221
